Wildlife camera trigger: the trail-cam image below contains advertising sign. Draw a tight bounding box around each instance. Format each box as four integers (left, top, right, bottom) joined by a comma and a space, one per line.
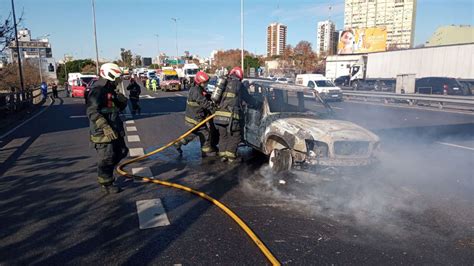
338, 27, 387, 54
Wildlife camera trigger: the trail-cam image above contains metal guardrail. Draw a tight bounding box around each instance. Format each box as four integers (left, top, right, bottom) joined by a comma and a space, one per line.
0, 88, 45, 113
342, 91, 474, 111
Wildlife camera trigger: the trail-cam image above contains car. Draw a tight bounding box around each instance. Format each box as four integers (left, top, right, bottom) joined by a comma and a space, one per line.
83, 77, 98, 104
415, 77, 469, 95
206, 76, 218, 92
276, 77, 289, 84
334, 75, 350, 87
71, 75, 97, 98
244, 81, 380, 172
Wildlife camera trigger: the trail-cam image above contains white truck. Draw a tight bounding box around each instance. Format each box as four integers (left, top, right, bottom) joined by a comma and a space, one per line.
177, 63, 200, 88
325, 43, 474, 90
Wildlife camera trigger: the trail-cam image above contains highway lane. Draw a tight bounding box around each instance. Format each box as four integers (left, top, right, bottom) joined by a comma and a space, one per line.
0, 85, 472, 264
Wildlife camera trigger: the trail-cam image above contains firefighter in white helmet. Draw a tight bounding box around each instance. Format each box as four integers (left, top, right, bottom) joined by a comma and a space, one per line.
86, 63, 129, 194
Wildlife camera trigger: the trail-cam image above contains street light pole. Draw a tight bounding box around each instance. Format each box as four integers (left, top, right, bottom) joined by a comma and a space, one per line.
10, 0, 24, 91
171, 18, 179, 63
154, 34, 160, 65
63, 54, 68, 81
91, 0, 100, 75
241, 0, 244, 74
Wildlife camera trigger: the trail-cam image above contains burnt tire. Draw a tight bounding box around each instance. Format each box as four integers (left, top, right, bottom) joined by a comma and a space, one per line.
269, 149, 292, 173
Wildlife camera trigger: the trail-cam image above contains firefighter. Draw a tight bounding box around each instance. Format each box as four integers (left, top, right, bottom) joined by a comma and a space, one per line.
87, 63, 129, 194
127, 78, 141, 115
174, 71, 217, 157
151, 78, 158, 92
213, 67, 259, 163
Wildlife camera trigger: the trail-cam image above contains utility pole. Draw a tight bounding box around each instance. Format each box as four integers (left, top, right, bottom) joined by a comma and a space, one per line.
91, 0, 100, 75
154, 34, 160, 65
63, 54, 68, 81
241, 0, 244, 74
11, 0, 24, 91
171, 18, 179, 63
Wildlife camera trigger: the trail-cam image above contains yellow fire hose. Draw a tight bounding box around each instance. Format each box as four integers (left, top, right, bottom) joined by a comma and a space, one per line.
116, 114, 281, 265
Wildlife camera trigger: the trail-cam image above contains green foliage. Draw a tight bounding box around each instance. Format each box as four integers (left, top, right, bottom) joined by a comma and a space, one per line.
56, 59, 96, 82
148, 64, 160, 69
244, 55, 260, 71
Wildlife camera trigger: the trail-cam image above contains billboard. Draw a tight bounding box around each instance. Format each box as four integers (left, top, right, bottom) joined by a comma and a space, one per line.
338, 27, 387, 54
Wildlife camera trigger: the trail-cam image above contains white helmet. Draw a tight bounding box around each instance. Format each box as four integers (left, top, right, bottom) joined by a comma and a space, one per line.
100, 63, 122, 81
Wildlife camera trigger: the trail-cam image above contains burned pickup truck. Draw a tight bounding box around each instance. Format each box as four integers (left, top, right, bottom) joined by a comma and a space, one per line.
243, 81, 380, 172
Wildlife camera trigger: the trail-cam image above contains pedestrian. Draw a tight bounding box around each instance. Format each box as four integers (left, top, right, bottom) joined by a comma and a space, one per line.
151, 78, 158, 92
174, 71, 217, 157
52, 82, 59, 98
145, 78, 151, 90
86, 63, 129, 194
64, 81, 70, 97
127, 78, 141, 115
213, 67, 259, 163
40, 82, 48, 100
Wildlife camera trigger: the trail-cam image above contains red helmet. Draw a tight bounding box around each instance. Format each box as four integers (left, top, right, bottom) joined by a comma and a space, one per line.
195, 71, 210, 84
229, 67, 243, 80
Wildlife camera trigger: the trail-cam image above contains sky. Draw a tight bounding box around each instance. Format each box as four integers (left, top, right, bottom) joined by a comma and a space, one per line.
1, 0, 473, 61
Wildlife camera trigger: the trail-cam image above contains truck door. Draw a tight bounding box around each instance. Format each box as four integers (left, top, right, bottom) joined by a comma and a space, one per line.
244, 86, 264, 148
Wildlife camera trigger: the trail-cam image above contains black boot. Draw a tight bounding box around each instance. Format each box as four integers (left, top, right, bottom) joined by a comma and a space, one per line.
101, 183, 123, 194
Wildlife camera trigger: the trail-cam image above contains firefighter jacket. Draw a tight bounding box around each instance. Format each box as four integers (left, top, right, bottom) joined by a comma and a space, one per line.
87, 78, 128, 143
184, 84, 214, 126
127, 82, 141, 100
214, 76, 258, 125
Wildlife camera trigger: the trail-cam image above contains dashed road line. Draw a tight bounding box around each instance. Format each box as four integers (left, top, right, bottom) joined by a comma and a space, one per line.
129, 148, 145, 157
70, 115, 87, 118
436, 141, 474, 151
125, 120, 135, 124
136, 199, 170, 229
127, 135, 141, 142
132, 167, 154, 183
126, 126, 137, 132
175, 93, 183, 97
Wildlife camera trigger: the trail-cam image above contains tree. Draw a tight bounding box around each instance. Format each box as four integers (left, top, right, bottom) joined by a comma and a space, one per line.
293, 41, 317, 73
55, 59, 96, 82
134, 55, 142, 66
120, 48, 133, 67
0, 11, 24, 52
244, 55, 260, 74
0, 61, 42, 90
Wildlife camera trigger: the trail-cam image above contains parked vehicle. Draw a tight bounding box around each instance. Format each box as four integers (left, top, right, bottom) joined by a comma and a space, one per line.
295, 74, 343, 101
276, 77, 289, 84
244, 81, 379, 172
84, 77, 99, 104
415, 77, 469, 95
177, 63, 200, 88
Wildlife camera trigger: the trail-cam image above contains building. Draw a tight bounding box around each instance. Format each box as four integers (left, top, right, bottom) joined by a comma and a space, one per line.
7, 28, 53, 63
317, 20, 337, 55
267, 23, 287, 57
344, 0, 417, 49
7, 28, 57, 81
425, 25, 474, 47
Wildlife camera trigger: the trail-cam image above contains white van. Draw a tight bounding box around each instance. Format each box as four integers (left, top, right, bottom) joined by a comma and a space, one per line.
295, 74, 343, 101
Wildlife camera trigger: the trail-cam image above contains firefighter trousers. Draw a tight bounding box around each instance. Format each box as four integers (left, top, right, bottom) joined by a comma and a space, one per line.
216, 124, 241, 159
180, 124, 213, 152
94, 137, 129, 185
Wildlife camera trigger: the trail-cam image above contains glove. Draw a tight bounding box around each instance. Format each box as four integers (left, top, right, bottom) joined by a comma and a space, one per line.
116, 92, 128, 104
103, 125, 118, 141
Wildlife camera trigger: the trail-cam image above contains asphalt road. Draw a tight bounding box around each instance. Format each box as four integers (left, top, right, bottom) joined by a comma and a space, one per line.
0, 83, 473, 264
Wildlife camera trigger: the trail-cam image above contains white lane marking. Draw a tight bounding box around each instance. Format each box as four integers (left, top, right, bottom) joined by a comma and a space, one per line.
70, 115, 87, 118
132, 167, 154, 183
0, 137, 30, 164
126, 126, 137, 132
175, 93, 183, 97
129, 148, 145, 157
168, 98, 175, 102
127, 135, 140, 142
436, 142, 474, 151
136, 199, 170, 229
0, 98, 53, 141
125, 120, 135, 124
140, 95, 155, 99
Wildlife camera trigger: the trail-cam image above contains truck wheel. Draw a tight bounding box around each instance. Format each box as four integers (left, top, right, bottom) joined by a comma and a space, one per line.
269, 149, 292, 173
352, 80, 359, 90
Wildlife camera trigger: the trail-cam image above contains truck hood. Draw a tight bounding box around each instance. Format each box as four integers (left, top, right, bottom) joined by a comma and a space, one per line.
161, 80, 180, 85
267, 117, 379, 143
